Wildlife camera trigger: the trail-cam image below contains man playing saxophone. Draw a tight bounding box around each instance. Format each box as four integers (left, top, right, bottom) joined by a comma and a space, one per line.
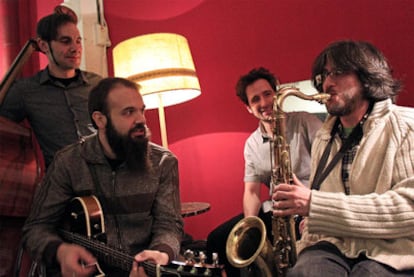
206, 67, 322, 276
273, 40, 414, 276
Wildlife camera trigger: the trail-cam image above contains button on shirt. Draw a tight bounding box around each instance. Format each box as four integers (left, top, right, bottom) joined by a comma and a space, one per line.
0, 68, 102, 167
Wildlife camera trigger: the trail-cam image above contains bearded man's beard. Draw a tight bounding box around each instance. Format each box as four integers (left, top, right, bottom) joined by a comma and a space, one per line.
106, 119, 151, 173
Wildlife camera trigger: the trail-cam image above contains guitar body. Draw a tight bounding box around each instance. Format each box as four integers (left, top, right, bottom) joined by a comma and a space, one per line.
55, 196, 223, 277
62, 196, 106, 241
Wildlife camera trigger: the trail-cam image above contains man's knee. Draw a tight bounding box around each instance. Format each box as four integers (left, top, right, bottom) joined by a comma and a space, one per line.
351, 259, 414, 277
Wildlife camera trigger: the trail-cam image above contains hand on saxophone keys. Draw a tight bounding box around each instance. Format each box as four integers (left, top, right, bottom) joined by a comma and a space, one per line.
271, 174, 312, 218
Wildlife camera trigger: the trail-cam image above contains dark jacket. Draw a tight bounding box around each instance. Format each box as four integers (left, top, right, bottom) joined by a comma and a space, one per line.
22, 134, 183, 274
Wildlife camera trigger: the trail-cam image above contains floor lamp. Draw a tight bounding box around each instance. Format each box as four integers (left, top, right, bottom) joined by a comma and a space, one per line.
112, 33, 201, 148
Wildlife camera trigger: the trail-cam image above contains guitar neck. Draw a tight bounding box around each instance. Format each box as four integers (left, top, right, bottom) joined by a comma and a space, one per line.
60, 229, 165, 276
59, 196, 222, 276
60, 230, 222, 277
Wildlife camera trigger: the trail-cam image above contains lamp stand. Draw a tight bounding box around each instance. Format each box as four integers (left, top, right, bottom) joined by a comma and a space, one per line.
157, 94, 168, 148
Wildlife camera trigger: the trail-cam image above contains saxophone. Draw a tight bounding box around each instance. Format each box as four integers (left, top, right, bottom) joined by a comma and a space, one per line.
226, 87, 330, 277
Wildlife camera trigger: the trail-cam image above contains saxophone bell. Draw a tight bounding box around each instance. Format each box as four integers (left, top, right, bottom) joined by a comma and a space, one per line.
226, 216, 275, 277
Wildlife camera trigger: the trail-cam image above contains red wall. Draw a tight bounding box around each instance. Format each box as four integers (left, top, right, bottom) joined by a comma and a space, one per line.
30, 0, 414, 240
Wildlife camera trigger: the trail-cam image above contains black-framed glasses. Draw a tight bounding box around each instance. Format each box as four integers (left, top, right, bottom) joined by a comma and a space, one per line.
314, 69, 348, 88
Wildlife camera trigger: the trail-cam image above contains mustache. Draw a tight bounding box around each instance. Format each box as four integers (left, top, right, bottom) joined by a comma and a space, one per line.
325, 87, 336, 95
131, 123, 147, 132
130, 123, 150, 140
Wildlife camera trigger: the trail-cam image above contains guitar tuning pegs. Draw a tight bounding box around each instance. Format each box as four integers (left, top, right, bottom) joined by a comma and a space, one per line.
176, 265, 184, 272
184, 249, 195, 263
199, 251, 207, 264
212, 252, 219, 267
203, 268, 212, 276
190, 267, 198, 275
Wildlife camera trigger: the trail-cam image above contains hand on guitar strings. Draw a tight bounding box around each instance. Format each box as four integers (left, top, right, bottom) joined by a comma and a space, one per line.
129, 250, 169, 277
129, 261, 148, 277
134, 249, 169, 265
57, 242, 98, 277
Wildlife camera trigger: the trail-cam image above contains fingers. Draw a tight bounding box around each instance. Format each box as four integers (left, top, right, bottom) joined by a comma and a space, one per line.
272, 184, 300, 216
134, 250, 169, 265
138, 266, 147, 277
273, 199, 296, 215
57, 243, 97, 277
129, 261, 139, 277
272, 183, 294, 200
272, 185, 311, 217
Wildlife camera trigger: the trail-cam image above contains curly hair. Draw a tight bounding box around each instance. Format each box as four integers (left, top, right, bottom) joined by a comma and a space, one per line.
235, 67, 279, 105
311, 40, 401, 102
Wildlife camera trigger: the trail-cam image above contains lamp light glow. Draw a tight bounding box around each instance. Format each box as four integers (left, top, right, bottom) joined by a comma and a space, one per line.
113, 33, 201, 147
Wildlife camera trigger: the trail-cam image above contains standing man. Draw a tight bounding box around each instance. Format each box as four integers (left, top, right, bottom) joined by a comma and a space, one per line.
273, 40, 414, 276
22, 77, 183, 276
0, 12, 102, 276
206, 67, 322, 276
0, 12, 102, 168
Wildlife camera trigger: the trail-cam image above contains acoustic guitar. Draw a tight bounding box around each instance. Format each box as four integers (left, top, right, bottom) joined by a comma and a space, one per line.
58, 195, 223, 276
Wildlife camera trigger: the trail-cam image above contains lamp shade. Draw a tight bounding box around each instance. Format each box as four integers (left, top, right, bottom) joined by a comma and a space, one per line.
112, 33, 201, 109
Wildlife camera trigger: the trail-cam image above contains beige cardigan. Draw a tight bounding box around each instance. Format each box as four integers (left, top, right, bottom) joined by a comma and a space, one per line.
297, 99, 414, 270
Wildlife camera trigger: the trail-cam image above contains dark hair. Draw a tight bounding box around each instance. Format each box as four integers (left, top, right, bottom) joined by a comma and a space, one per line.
36, 13, 77, 42
235, 67, 279, 105
88, 77, 140, 128
311, 40, 401, 101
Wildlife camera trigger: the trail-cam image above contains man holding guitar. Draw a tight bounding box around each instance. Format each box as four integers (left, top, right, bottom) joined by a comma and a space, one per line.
22, 78, 184, 276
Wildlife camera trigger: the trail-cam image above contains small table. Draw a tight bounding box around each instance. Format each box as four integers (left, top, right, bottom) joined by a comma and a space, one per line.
181, 202, 210, 218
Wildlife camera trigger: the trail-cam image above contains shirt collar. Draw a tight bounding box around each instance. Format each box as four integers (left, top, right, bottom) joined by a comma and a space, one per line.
39, 67, 86, 85
259, 122, 271, 143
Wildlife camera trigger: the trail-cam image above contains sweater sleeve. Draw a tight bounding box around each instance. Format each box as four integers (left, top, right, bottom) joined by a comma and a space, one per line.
309, 183, 414, 239
149, 151, 183, 261
21, 151, 73, 264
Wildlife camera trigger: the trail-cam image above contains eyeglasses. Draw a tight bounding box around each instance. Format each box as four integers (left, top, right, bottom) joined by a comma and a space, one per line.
314, 69, 348, 87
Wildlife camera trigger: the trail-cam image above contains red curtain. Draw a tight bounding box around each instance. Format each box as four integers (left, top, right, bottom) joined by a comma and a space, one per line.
0, 1, 41, 276
0, 0, 39, 79
0, 0, 43, 218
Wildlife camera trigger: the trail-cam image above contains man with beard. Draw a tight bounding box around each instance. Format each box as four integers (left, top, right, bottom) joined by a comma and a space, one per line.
272, 40, 414, 276
22, 77, 183, 277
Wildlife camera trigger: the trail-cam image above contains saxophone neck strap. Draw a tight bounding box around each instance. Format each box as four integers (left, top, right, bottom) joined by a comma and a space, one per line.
311, 102, 373, 191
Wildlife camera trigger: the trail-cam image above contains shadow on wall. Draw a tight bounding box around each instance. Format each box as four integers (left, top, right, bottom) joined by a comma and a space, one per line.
170, 132, 249, 240
168, 111, 325, 239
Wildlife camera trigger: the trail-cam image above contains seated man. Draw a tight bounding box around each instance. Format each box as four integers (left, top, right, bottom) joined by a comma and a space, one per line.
206, 67, 322, 276
22, 77, 183, 276
273, 40, 414, 276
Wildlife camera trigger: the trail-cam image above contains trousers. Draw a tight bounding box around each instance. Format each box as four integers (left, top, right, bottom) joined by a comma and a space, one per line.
288, 241, 414, 277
